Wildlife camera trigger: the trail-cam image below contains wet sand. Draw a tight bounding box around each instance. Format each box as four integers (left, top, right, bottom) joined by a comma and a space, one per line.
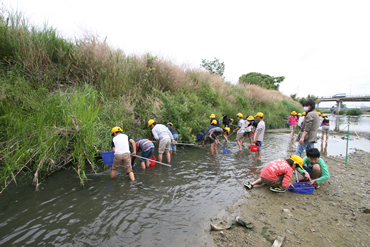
210, 150, 370, 246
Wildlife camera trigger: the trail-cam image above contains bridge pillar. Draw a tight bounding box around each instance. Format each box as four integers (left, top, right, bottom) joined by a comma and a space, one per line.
336, 100, 342, 114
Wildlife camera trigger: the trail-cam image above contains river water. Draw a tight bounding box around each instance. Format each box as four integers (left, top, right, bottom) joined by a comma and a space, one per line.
1, 115, 369, 246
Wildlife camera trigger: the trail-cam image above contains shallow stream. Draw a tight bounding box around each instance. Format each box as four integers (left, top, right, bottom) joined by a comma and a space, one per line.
1, 115, 369, 246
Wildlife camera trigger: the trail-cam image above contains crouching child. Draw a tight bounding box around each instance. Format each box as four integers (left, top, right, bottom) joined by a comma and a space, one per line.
208, 126, 230, 155
298, 148, 330, 189
244, 155, 304, 193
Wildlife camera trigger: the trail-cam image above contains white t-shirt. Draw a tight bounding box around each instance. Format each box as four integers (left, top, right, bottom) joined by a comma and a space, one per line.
152, 124, 174, 142
112, 134, 131, 154
298, 116, 305, 127
256, 121, 265, 141
237, 119, 245, 134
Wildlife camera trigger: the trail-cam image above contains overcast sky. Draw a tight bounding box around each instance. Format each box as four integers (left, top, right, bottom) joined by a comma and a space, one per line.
3, 0, 370, 107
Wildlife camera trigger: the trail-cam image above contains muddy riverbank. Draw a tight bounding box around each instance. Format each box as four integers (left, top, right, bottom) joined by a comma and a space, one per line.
210, 150, 370, 246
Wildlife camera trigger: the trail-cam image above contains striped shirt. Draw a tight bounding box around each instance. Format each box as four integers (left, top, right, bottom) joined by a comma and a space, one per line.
137, 139, 154, 152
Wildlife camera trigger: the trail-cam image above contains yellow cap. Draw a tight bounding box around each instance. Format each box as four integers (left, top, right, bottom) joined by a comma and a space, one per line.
322, 114, 327, 117
298, 113, 302, 116
167, 122, 173, 126
210, 114, 215, 118
290, 155, 304, 170
147, 119, 155, 127
111, 126, 123, 136
236, 113, 243, 118
224, 127, 230, 133
291, 111, 297, 115
317, 112, 321, 115
255, 112, 264, 117
247, 116, 254, 120
211, 119, 218, 125
302, 112, 306, 115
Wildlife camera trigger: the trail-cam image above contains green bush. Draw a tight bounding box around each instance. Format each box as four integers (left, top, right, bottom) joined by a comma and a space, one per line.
346, 109, 363, 116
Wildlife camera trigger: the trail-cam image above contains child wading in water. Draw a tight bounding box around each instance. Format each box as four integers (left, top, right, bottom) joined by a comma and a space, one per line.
111, 126, 136, 180
244, 155, 304, 193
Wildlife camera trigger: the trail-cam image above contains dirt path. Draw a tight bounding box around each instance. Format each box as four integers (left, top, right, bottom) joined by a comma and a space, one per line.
210, 150, 370, 246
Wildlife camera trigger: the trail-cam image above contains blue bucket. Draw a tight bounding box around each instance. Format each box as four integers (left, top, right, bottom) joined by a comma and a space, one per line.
101, 151, 114, 166
288, 182, 314, 194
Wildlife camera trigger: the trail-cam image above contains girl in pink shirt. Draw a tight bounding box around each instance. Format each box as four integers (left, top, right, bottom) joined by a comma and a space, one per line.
288, 111, 299, 140
244, 155, 303, 193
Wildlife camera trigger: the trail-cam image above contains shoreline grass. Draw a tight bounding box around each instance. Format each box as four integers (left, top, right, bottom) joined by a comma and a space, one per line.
0, 6, 302, 191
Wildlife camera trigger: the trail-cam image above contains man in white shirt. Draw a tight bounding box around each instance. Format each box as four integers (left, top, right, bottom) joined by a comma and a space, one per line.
148, 119, 177, 163
232, 113, 245, 151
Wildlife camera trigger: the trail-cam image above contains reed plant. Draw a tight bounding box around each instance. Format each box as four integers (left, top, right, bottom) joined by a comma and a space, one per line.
0, 6, 302, 191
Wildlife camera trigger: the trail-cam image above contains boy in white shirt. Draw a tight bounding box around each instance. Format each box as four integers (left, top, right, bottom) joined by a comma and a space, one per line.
111, 127, 136, 180
148, 119, 177, 163
232, 113, 245, 151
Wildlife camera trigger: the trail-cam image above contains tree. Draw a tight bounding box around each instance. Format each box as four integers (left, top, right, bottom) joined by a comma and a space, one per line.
238, 72, 285, 90
201, 57, 225, 76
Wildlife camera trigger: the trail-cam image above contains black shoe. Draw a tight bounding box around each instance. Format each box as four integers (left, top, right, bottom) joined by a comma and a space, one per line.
244, 181, 253, 189
269, 186, 286, 193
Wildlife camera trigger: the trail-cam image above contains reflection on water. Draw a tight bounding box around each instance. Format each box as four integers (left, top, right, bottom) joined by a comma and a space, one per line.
331, 115, 370, 133
1, 122, 369, 246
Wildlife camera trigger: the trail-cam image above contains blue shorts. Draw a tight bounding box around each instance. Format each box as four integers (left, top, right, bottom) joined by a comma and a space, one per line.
303, 165, 322, 179
256, 141, 262, 151
141, 148, 154, 162
295, 142, 314, 157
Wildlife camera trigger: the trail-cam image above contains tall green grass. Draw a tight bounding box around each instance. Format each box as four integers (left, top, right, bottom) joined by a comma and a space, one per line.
0, 6, 302, 191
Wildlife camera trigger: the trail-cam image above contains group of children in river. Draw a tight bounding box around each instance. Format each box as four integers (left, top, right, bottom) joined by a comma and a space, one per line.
109, 108, 330, 193
202, 112, 265, 159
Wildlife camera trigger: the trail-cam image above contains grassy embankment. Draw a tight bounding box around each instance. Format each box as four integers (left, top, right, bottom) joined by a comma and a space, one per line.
0, 7, 301, 191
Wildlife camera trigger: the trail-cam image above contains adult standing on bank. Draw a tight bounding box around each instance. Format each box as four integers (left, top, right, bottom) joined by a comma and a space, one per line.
288, 111, 298, 140
295, 99, 320, 157
111, 127, 136, 180
166, 122, 179, 155
252, 112, 265, 161
148, 119, 177, 163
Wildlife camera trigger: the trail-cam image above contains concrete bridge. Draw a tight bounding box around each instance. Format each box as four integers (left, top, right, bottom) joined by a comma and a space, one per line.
317, 94, 370, 113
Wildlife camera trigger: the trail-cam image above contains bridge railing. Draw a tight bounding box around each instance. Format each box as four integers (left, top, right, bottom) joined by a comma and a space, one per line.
318, 94, 370, 99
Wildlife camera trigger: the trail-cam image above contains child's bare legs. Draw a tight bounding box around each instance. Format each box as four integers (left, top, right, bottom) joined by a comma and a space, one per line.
211, 142, 217, 155
257, 151, 262, 161
128, 171, 135, 181
252, 178, 262, 186
158, 153, 163, 163
312, 164, 322, 179
165, 151, 171, 163
237, 140, 243, 150
290, 130, 294, 140
146, 159, 150, 167
141, 161, 146, 169
111, 169, 117, 179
